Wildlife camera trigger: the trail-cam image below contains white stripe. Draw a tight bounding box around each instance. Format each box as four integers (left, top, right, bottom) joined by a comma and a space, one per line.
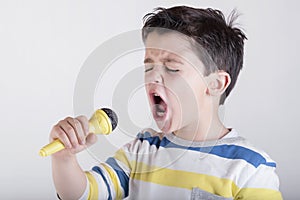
128, 179, 191, 200
114, 158, 130, 177
123, 137, 277, 190
90, 170, 109, 199
131, 147, 251, 187
239, 165, 280, 190
237, 139, 276, 163
104, 129, 280, 199
102, 163, 124, 198
98, 165, 117, 199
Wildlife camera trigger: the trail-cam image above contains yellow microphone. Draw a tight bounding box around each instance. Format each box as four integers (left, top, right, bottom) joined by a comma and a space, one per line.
39, 108, 118, 157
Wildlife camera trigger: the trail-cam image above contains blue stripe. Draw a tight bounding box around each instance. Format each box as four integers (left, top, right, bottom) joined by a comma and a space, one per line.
92, 166, 112, 200
106, 157, 129, 197
207, 144, 276, 168
162, 140, 276, 168
137, 131, 162, 148
137, 131, 152, 139
137, 134, 276, 168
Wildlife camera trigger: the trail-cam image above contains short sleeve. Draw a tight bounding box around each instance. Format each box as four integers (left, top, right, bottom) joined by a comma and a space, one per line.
235, 162, 283, 199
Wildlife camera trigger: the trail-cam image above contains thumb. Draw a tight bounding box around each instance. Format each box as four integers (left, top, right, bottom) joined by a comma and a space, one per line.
85, 133, 98, 147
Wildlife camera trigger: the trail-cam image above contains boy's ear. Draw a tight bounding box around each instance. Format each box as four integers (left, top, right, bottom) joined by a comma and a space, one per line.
205, 71, 231, 96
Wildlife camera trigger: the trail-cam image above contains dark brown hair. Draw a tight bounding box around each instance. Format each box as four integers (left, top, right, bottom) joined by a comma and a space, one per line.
142, 6, 247, 104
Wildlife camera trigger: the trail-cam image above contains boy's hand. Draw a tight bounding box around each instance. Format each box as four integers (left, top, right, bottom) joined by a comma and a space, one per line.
49, 116, 97, 157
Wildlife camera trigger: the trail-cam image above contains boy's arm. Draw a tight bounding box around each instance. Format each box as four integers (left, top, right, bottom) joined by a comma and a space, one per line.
50, 116, 97, 199
82, 143, 133, 199
235, 163, 283, 200
52, 154, 87, 200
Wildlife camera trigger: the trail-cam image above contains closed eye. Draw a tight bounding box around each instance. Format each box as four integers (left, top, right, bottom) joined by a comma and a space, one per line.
164, 59, 181, 73
144, 66, 153, 73
165, 66, 179, 73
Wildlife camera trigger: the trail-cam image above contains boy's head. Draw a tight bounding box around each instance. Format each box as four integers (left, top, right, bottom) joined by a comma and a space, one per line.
142, 6, 247, 135
142, 6, 247, 105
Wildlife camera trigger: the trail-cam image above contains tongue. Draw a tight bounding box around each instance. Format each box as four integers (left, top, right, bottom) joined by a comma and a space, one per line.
156, 104, 165, 112
155, 101, 167, 118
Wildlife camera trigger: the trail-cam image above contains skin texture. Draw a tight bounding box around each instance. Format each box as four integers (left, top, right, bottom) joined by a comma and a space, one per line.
50, 116, 97, 200
144, 31, 231, 141
50, 31, 231, 199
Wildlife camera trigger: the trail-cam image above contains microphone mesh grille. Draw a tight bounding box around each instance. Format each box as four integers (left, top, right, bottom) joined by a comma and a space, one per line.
101, 108, 118, 131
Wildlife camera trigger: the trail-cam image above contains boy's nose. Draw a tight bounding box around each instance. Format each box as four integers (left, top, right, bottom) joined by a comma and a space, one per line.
147, 66, 164, 84
153, 70, 163, 83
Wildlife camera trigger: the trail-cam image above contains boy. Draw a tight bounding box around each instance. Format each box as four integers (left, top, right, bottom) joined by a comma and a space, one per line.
50, 6, 282, 199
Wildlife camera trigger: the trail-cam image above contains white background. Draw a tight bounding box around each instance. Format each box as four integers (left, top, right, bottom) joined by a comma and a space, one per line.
0, 0, 299, 199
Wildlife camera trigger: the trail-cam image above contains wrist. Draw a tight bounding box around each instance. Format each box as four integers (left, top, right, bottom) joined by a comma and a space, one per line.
51, 151, 77, 163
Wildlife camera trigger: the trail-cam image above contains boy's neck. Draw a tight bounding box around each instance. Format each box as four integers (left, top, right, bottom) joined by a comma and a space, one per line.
173, 117, 229, 142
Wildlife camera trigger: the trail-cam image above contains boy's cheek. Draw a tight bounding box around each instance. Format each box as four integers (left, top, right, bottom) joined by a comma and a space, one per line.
166, 79, 197, 102
144, 74, 152, 84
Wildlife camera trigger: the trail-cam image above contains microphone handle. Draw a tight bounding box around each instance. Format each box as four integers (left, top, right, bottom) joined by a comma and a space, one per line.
39, 139, 65, 157
39, 109, 112, 157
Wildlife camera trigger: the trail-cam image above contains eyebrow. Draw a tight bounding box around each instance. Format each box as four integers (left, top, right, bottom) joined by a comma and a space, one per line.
144, 57, 154, 64
143, 57, 184, 64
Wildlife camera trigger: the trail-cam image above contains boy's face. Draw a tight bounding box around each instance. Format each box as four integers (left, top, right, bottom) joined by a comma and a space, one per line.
144, 31, 211, 133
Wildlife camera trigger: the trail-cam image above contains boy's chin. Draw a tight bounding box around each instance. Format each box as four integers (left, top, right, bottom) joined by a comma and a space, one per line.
155, 120, 173, 133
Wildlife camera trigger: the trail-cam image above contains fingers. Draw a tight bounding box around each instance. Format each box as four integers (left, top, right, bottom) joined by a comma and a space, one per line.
76, 115, 89, 134
85, 133, 98, 147
51, 124, 72, 149
64, 117, 86, 145
50, 116, 90, 149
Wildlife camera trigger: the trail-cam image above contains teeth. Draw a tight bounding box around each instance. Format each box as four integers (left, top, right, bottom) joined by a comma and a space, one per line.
152, 93, 166, 118
155, 105, 165, 117
157, 111, 165, 117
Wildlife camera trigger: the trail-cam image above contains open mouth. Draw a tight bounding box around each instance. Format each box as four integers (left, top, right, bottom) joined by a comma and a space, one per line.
152, 93, 167, 119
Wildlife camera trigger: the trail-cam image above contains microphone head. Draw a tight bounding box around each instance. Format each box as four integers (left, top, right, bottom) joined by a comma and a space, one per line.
101, 108, 118, 131
88, 108, 118, 135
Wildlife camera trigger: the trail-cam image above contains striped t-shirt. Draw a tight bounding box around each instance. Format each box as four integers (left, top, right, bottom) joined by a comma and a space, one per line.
80, 129, 282, 200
